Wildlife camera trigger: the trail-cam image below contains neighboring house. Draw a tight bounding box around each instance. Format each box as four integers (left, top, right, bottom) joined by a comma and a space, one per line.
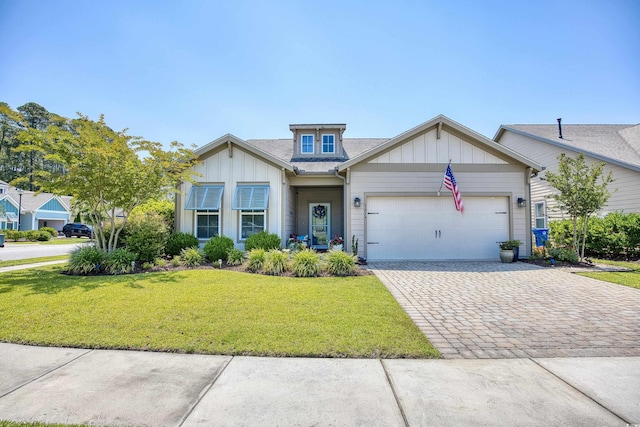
176, 115, 542, 261
0, 180, 73, 232
494, 122, 640, 229
0, 180, 19, 230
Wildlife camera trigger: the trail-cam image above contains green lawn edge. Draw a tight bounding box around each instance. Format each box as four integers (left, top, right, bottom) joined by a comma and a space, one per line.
576, 259, 640, 290
0, 255, 69, 268
0, 266, 440, 359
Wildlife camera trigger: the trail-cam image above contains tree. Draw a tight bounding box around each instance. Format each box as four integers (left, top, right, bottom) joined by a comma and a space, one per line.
17, 102, 51, 191
544, 153, 614, 261
17, 113, 199, 252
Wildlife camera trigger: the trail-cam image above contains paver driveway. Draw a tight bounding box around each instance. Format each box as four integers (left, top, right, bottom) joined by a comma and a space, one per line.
370, 262, 640, 359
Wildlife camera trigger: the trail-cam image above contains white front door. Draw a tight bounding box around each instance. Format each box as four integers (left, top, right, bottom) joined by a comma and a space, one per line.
309, 203, 330, 249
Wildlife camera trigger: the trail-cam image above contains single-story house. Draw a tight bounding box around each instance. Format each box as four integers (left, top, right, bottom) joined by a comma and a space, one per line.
0, 180, 73, 232
176, 115, 543, 261
494, 122, 640, 229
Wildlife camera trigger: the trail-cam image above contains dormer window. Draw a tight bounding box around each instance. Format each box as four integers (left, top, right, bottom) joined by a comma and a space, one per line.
322, 134, 335, 153
301, 134, 314, 154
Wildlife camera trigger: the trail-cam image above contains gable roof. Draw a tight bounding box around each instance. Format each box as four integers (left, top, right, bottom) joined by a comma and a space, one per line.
337, 115, 543, 172
4, 188, 72, 213
494, 124, 640, 172
195, 133, 297, 172
197, 115, 544, 175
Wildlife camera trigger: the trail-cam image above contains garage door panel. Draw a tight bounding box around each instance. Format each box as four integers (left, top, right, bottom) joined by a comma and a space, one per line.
367, 196, 509, 261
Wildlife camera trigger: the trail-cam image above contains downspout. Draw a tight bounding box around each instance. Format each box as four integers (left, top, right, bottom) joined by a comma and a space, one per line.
526, 167, 533, 257
334, 167, 347, 251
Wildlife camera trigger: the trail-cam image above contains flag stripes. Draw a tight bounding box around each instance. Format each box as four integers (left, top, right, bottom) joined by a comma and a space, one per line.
443, 164, 464, 212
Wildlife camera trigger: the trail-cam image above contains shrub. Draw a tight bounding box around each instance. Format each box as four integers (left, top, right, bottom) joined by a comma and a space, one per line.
39, 227, 59, 237
154, 257, 167, 268
67, 246, 107, 275
104, 248, 137, 275
165, 232, 199, 257
25, 230, 42, 241
203, 235, 234, 261
180, 247, 204, 267
36, 231, 51, 241
227, 248, 245, 266
263, 249, 289, 275
170, 255, 182, 267
292, 249, 320, 277
244, 231, 281, 251
123, 212, 169, 263
326, 250, 357, 276
246, 248, 266, 272
548, 247, 579, 264
130, 198, 174, 229
5, 230, 23, 241
142, 262, 154, 270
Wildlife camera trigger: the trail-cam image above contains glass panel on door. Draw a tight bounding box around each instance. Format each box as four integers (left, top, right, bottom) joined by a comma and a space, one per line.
309, 203, 330, 249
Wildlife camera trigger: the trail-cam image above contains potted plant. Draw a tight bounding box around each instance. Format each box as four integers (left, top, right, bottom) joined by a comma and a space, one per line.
498, 240, 521, 263
329, 234, 344, 251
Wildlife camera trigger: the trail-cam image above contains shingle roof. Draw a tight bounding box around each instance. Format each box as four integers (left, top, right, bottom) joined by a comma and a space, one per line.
5, 188, 72, 213
499, 124, 640, 169
245, 138, 389, 172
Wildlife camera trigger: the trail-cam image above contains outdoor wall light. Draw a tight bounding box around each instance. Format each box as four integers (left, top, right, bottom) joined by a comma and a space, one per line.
517, 197, 526, 208
353, 197, 361, 208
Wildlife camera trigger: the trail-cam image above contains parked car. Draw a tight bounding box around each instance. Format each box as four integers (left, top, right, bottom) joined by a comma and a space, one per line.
62, 223, 93, 238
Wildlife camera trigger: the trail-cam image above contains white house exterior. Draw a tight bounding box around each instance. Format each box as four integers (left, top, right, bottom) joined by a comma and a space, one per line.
176, 115, 542, 261
494, 123, 640, 229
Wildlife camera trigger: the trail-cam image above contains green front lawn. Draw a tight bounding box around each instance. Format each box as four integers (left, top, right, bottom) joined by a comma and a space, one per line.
0, 266, 439, 358
577, 259, 640, 290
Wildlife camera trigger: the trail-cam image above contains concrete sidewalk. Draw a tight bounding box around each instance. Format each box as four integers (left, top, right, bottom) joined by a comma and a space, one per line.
0, 259, 67, 273
1, 344, 638, 426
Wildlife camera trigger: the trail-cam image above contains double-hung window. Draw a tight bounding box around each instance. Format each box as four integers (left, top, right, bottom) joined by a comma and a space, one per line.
232, 185, 270, 240
185, 185, 224, 239
301, 134, 314, 154
322, 134, 335, 153
534, 201, 546, 228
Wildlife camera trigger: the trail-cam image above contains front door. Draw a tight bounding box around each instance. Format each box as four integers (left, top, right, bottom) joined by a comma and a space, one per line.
309, 203, 330, 249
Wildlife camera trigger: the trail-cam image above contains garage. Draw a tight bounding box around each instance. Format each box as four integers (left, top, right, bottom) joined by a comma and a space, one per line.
366, 196, 510, 261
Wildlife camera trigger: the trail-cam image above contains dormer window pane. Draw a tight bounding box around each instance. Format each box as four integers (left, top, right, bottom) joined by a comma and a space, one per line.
322, 134, 335, 153
301, 134, 314, 154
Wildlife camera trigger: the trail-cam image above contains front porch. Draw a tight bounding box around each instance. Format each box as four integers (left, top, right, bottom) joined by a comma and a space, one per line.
287, 186, 344, 250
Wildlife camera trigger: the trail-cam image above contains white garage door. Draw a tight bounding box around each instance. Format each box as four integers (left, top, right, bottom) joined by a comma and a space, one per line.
366, 196, 509, 261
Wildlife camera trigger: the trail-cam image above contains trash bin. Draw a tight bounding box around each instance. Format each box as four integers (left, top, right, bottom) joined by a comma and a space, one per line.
532, 228, 549, 247
0, 234, 4, 248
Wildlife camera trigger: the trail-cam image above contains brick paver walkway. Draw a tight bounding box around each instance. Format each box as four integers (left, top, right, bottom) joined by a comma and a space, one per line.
370, 262, 640, 359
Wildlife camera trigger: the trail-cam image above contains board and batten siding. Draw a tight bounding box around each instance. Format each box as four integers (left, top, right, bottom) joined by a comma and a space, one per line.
348, 169, 530, 259
367, 128, 509, 165
177, 145, 283, 245
498, 131, 640, 223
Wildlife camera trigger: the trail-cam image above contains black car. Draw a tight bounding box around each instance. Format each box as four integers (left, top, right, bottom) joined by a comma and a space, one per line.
62, 223, 93, 238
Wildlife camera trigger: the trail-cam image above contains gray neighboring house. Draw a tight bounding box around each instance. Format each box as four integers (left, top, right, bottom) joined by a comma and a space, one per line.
0, 180, 72, 232
176, 115, 542, 261
494, 123, 640, 229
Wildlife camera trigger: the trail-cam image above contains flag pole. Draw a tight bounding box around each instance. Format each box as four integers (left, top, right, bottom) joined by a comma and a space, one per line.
437, 159, 452, 196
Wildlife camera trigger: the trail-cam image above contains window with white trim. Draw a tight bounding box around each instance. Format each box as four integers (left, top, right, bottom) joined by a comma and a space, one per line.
233, 185, 270, 240
185, 185, 224, 239
240, 211, 265, 239
534, 201, 546, 228
301, 134, 314, 154
321, 134, 335, 153
196, 210, 220, 239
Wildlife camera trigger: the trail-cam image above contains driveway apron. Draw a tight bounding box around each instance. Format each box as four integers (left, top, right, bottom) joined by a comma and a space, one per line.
370, 262, 640, 359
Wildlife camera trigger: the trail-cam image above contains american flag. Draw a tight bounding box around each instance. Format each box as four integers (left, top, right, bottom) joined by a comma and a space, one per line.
443, 164, 464, 212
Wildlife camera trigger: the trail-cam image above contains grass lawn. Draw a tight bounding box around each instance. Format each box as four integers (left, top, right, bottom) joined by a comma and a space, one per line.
0, 255, 69, 268
3, 238, 91, 246
577, 259, 640, 290
0, 266, 439, 359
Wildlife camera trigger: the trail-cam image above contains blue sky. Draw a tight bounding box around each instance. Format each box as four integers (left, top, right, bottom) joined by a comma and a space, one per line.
1, 0, 638, 148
